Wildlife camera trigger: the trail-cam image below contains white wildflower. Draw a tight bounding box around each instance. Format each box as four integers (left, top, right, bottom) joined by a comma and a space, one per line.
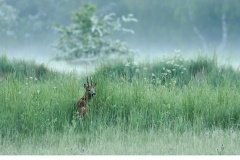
166, 69, 171, 73
133, 61, 138, 66
174, 64, 179, 67
125, 63, 130, 67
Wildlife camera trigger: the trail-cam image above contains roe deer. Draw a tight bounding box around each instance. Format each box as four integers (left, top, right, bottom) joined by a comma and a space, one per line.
75, 76, 97, 117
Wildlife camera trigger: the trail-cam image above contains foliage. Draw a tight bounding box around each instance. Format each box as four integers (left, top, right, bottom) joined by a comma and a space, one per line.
0, 0, 17, 40
91, 54, 240, 131
1, 54, 240, 154
122, 0, 240, 50
0, 55, 55, 81
0, 0, 81, 45
1, 54, 240, 136
1, 0, 240, 50
95, 53, 240, 88
53, 3, 137, 62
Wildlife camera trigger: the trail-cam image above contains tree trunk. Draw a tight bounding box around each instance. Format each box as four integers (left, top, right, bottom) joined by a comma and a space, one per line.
186, 0, 208, 52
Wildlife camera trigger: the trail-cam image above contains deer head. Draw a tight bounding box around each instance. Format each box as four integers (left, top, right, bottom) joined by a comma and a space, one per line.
84, 76, 97, 99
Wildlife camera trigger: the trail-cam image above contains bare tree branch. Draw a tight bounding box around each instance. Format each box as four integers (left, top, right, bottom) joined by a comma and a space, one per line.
218, 0, 228, 51
186, 0, 208, 52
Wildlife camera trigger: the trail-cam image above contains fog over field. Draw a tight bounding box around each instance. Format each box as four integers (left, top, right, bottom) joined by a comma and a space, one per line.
3, 42, 240, 73
1, 0, 240, 72
2, 0, 240, 155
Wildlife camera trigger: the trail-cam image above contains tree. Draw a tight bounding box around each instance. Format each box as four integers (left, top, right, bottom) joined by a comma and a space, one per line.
3, 0, 82, 45
53, 3, 137, 62
122, 0, 240, 52
0, 0, 18, 41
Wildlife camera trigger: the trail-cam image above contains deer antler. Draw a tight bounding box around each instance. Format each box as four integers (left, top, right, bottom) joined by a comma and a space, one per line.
76, 75, 97, 118
90, 77, 93, 86
87, 76, 90, 87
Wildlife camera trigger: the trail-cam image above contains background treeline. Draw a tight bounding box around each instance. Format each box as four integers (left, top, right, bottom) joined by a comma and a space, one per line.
1, 0, 240, 52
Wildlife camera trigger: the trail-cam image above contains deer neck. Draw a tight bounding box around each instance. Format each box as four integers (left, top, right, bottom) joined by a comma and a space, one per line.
83, 92, 93, 102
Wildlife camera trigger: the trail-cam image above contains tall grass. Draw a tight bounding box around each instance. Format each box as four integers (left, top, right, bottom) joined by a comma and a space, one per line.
91, 54, 240, 131
1, 54, 240, 154
1, 127, 240, 155
0, 55, 53, 81
0, 55, 82, 139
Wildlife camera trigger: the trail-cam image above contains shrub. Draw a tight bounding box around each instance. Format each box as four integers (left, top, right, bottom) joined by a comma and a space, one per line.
53, 3, 137, 62
0, 55, 54, 81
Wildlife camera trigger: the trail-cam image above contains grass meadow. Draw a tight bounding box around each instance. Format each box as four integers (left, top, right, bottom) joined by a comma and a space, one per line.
1, 53, 240, 155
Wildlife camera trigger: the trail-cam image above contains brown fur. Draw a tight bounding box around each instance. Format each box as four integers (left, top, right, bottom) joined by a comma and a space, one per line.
75, 77, 96, 118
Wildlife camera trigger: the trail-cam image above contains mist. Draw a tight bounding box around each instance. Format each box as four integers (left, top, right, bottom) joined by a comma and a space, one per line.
2, 1, 240, 154
1, 0, 240, 71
